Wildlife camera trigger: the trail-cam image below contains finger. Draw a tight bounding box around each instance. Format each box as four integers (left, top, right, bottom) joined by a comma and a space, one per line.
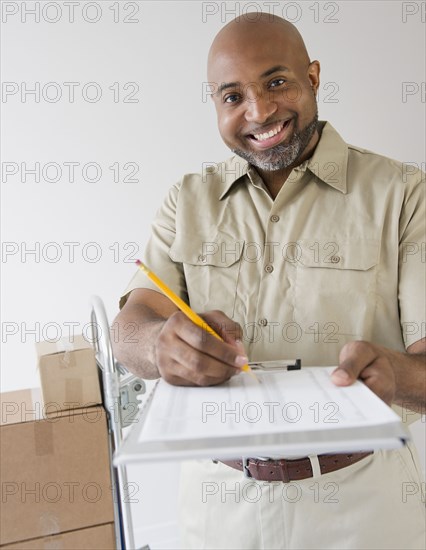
357, 360, 395, 405
201, 310, 248, 359
157, 357, 212, 387
156, 311, 247, 385
159, 348, 238, 387
161, 365, 235, 387
170, 312, 248, 369
169, 333, 242, 381
156, 317, 243, 384
178, 359, 238, 386
234, 338, 248, 357
201, 310, 244, 346
332, 341, 378, 385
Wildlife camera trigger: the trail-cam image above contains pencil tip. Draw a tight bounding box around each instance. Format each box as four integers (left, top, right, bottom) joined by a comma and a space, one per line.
251, 372, 261, 383
242, 365, 261, 383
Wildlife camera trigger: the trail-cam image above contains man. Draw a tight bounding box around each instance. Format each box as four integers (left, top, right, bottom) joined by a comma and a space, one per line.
113, 14, 425, 549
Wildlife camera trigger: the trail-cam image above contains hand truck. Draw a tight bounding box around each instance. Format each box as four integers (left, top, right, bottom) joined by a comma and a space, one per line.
89, 295, 150, 550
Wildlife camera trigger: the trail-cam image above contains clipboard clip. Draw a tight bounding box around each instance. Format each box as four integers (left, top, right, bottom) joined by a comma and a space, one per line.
248, 359, 302, 371
242, 457, 252, 478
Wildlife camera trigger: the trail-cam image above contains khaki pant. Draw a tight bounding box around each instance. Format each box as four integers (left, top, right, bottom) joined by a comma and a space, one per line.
179, 444, 425, 549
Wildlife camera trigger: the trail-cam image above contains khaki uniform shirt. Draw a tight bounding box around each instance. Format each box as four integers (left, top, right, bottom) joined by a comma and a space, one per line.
121, 121, 425, 549
121, 121, 425, 372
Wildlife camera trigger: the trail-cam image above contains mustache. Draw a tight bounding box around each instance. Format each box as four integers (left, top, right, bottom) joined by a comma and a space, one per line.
233, 113, 318, 172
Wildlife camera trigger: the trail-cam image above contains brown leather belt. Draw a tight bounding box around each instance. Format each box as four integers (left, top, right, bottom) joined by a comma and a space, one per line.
219, 452, 373, 482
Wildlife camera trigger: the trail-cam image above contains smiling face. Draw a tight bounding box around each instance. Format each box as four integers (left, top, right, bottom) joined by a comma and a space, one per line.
208, 16, 320, 173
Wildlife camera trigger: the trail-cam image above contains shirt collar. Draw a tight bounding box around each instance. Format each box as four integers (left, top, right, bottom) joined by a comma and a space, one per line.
295, 121, 348, 194
217, 121, 348, 200
216, 156, 250, 200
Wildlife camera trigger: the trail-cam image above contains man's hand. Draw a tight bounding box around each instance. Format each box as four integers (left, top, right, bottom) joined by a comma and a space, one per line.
331, 341, 396, 405
112, 289, 248, 385
155, 309, 248, 386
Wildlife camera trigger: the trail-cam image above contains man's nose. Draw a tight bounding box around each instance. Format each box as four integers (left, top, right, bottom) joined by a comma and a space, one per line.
244, 90, 277, 123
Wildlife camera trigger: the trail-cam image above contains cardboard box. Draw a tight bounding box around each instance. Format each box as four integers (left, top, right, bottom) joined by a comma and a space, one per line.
1, 523, 116, 549
35, 335, 102, 411
0, 389, 115, 547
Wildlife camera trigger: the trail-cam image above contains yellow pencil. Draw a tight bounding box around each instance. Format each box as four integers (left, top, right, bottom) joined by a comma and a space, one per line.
135, 259, 259, 382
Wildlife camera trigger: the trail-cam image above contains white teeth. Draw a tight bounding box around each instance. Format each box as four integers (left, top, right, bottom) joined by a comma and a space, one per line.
253, 123, 284, 142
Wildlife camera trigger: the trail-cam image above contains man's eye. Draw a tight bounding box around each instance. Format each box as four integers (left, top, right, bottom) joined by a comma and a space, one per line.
269, 78, 286, 88
224, 93, 241, 104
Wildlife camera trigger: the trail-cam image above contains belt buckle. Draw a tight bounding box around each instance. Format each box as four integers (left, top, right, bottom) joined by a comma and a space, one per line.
242, 456, 269, 479
243, 457, 291, 482
278, 458, 290, 483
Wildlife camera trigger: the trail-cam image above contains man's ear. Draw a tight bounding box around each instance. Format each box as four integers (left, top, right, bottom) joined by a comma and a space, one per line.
307, 60, 320, 95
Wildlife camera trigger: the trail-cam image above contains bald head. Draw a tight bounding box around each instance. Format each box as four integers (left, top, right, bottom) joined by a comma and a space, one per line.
205, 12, 321, 182
208, 14, 311, 80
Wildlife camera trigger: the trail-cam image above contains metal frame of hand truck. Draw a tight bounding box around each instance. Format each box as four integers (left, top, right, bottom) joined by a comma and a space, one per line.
89, 295, 149, 550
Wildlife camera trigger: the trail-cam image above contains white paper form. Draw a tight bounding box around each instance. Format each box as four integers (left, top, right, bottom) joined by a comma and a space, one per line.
138, 367, 401, 443
114, 366, 409, 465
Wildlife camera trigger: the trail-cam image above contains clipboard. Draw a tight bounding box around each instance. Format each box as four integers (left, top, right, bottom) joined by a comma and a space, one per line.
114, 364, 409, 466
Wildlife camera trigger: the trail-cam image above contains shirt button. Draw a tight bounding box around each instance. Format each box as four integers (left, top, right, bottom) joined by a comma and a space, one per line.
198, 254, 207, 263
330, 255, 340, 264
270, 215, 280, 223
265, 264, 274, 273
258, 318, 268, 326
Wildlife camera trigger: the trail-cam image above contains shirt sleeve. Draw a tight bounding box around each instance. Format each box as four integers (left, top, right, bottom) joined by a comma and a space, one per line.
398, 169, 426, 348
119, 180, 188, 309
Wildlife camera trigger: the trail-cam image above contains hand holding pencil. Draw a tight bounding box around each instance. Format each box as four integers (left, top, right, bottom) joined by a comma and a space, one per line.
135, 260, 259, 384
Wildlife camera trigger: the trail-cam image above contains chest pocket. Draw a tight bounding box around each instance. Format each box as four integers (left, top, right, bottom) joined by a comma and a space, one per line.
293, 238, 380, 338
169, 233, 244, 319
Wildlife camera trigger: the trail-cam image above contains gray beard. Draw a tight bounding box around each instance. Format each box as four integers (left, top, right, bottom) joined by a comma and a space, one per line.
232, 113, 319, 172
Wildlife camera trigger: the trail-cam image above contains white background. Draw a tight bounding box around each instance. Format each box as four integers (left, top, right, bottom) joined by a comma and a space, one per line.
1, 1, 425, 548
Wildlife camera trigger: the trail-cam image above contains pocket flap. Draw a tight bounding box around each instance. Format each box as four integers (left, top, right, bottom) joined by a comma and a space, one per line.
169, 233, 244, 267
297, 239, 380, 271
